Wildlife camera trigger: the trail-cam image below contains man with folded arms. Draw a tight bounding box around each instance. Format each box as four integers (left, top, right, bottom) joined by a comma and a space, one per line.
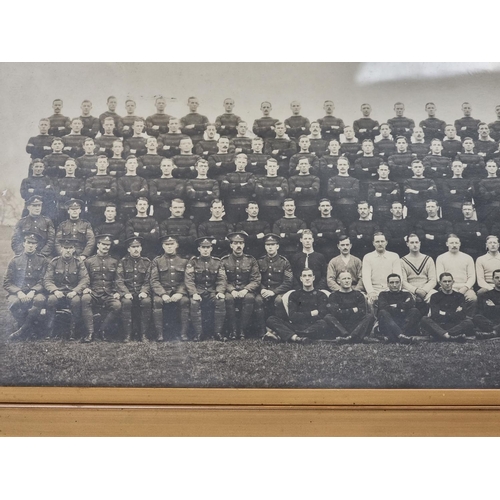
473, 269, 500, 339
377, 273, 422, 343
420, 272, 474, 342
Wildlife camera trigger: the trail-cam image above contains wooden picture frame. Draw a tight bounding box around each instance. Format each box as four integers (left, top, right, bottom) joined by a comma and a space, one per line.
3, 62, 500, 437
1, 387, 500, 436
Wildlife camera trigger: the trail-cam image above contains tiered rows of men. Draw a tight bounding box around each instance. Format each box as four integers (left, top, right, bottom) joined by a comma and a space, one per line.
6, 97, 500, 344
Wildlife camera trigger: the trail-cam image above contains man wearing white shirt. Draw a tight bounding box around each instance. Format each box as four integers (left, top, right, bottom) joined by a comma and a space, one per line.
362, 232, 402, 305
476, 235, 500, 295
435, 234, 477, 316
400, 233, 437, 314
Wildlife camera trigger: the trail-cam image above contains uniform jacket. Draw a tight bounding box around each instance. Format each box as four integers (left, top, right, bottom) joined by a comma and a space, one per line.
44, 256, 89, 294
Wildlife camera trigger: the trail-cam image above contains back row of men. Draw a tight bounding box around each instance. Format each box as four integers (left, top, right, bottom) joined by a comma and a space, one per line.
7, 225, 500, 345
31, 97, 500, 145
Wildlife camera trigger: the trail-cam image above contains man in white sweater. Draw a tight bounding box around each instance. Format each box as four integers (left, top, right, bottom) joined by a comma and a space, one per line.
476, 235, 500, 295
401, 233, 437, 314
362, 232, 402, 306
435, 234, 477, 316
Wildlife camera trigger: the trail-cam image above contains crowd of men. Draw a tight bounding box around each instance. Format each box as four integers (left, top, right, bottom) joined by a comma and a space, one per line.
6, 96, 500, 344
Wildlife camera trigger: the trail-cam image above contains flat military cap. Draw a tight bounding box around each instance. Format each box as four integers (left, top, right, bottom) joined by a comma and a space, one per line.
125, 236, 143, 247
22, 231, 42, 243
160, 234, 179, 244
58, 237, 78, 247
263, 233, 281, 244
227, 231, 248, 242
26, 195, 43, 206
195, 236, 216, 247
64, 198, 84, 210
96, 234, 113, 244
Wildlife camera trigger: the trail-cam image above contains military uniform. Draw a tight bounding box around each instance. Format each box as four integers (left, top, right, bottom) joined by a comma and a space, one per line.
4, 239, 48, 339
254, 236, 293, 336
55, 209, 95, 258
12, 207, 55, 258
220, 233, 261, 338
43, 244, 90, 339
116, 239, 152, 342
82, 236, 121, 341
150, 240, 189, 340
185, 238, 227, 340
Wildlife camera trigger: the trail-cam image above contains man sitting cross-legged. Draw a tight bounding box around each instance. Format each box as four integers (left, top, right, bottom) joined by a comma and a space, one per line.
377, 273, 422, 344
323, 271, 375, 344
420, 272, 475, 342
264, 268, 328, 344
473, 268, 500, 339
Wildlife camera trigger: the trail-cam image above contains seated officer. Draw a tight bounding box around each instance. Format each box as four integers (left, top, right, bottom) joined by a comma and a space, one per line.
255, 233, 293, 336
377, 273, 422, 344
4, 232, 48, 340
116, 237, 152, 343
473, 269, 500, 339
185, 237, 227, 342
81, 234, 122, 342
420, 272, 474, 342
43, 238, 90, 340
221, 231, 261, 340
150, 235, 189, 341
55, 199, 95, 260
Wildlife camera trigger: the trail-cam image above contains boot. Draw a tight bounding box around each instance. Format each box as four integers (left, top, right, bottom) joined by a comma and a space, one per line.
9, 322, 30, 341
68, 320, 77, 341
82, 329, 93, 343
45, 313, 56, 340
156, 329, 164, 342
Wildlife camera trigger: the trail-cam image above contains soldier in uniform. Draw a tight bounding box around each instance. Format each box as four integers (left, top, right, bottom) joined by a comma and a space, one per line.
116, 237, 152, 343
150, 235, 190, 341
55, 199, 95, 259
220, 231, 261, 340
81, 234, 122, 342
185, 237, 227, 341
254, 234, 293, 336
43, 238, 90, 340
4, 232, 48, 340
12, 195, 55, 258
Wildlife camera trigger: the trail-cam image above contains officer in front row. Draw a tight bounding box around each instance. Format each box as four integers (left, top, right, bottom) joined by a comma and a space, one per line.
4, 232, 48, 340
116, 237, 152, 343
185, 237, 227, 341
220, 231, 261, 340
150, 235, 190, 341
81, 234, 122, 342
254, 234, 293, 337
44, 238, 90, 340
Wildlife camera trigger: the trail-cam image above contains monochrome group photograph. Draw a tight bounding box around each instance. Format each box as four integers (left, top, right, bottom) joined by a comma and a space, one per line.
2, 62, 500, 389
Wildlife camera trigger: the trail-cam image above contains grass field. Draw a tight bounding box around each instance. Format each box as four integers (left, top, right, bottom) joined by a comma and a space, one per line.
1, 225, 500, 389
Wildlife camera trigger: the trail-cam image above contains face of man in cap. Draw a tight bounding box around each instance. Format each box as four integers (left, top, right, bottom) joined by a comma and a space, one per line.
61, 243, 76, 259
230, 236, 245, 256
198, 242, 213, 258
265, 240, 279, 258
162, 238, 178, 256
127, 241, 142, 258
23, 236, 38, 255
27, 200, 43, 216
68, 204, 81, 220
97, 239, 112, 256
